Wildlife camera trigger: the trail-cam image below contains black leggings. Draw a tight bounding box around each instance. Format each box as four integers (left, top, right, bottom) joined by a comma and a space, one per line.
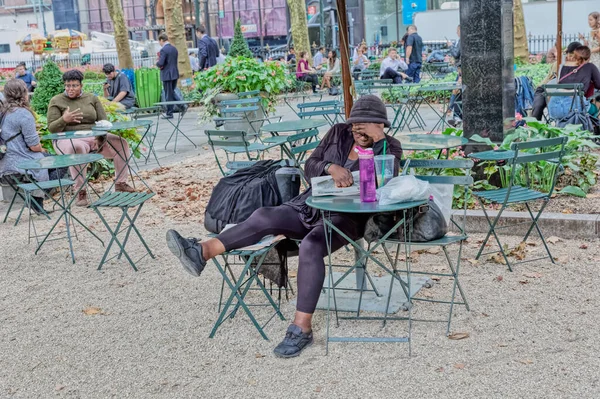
217, 206, 362, 314
298, 74, 319, 92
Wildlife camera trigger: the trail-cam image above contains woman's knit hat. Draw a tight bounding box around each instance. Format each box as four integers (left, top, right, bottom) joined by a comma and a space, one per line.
346, 95, 391, 127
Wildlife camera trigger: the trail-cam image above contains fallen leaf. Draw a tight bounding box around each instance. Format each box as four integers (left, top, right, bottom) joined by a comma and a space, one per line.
508, 242, 527, 260
454, 363, 466, 369
579, 244, 588, 250
561, 209, 573, 214
526, 242, 537, 247
82, 306, 104, 316
55, 385, 65, 391
431, 276, 441, 281
519, 280, 529, 285
288, 270, 297, 278
498, 343, 508, 347
523, 272, 543, 279
426, 247, 441, 255
495, 275, 503, 282
315, 386, 323, 393
466, 258, 479, 266
547, 236, 562, 244
518, 359, 533, 365
255, 353, 265, 358
448, 332, 470, 340
481, 312, 490, 317
489, 254, 507, 265
435, 367, 445, 372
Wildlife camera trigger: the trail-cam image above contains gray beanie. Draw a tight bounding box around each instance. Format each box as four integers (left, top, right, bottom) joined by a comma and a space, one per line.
346, 95, 390, 127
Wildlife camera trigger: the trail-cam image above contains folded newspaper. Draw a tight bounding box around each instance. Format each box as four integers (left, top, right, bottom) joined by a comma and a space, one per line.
311, 171, 360, 197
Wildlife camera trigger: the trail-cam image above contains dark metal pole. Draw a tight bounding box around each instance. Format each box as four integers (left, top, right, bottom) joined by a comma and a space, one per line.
258, 0, 264, 48
195, 0, 201, 29
204, 0, 211, 35
319, 0, 324, 46
336, 0, 353, 117
395, 0, 400, 43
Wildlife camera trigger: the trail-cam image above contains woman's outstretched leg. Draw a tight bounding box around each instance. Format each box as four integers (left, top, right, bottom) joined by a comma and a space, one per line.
166, 206, 309, 276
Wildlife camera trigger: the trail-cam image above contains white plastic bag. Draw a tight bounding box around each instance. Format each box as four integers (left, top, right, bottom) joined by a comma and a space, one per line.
376, 175, 430, 206
427, 184, 453, 224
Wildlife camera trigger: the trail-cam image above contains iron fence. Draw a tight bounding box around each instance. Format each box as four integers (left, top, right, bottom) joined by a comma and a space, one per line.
0, 53, 157, 71
527, 33, 588, 55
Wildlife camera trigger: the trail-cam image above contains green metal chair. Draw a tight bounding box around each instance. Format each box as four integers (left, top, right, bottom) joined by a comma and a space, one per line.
214, 97, 282, 135
473, 137, 568, 271
382, 159, 474, 334
542, 83, 585, 124
90, 192, 156, 271
297, 101, 343, 125
126, 106, 162, 166
205, 129, 282, 176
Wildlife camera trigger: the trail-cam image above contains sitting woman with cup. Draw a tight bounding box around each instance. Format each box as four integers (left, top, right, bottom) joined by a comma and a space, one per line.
46, 69, 134, 207
165, 95, 402, 358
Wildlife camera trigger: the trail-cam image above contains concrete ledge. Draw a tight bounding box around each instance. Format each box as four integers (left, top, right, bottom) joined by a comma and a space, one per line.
451, 210, 599, 239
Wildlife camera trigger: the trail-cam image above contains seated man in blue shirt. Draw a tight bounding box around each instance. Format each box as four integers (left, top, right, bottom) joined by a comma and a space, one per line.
15, 63, 36, 92
102, 63, 136, 109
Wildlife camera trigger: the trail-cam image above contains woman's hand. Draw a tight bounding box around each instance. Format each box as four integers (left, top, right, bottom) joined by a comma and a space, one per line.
62, 107, 83, 124
328, 164, 354, 188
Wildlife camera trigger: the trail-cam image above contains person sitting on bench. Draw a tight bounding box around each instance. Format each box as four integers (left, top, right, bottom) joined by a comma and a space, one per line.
166, 95, 403, 358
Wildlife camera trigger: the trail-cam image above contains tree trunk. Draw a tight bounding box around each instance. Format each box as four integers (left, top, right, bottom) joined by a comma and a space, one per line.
163, 0, 193, 82
513, 0, 529, 62
287, 0, 311, 63
106, 0, 134, 69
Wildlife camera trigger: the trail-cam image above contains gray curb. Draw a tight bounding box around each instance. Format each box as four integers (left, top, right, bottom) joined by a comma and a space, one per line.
451, 210, 600, 239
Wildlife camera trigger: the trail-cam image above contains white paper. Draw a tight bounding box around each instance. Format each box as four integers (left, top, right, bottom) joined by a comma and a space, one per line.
311, 171, 360, 197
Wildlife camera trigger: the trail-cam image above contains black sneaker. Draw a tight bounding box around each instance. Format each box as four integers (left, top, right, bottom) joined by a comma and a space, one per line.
166, 229, 207, 277
273, 324, 313, 358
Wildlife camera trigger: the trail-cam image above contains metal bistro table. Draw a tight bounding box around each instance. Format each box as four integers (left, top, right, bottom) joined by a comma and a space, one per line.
306, 195, 428, 355
397, 134, 468, 159
154, 100, 195, 153
18, 154, 105, 263
413, 82, 461, 133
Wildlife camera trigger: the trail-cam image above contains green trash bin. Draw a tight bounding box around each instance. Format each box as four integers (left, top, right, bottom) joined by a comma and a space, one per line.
135, 68, 162, 108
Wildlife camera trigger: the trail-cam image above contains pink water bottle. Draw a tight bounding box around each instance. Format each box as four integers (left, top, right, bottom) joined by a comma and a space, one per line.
355, 147, 377, 203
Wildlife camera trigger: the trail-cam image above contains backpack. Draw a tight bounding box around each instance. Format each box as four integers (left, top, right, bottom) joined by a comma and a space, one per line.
204, 160, 301, 234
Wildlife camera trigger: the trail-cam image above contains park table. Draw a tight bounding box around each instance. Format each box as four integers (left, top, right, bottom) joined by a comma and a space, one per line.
17, 153, 105, 263
306, 195, 428, 355
153, 100, 195, 153
397, 133, 468, 159
467, 149, 517, 162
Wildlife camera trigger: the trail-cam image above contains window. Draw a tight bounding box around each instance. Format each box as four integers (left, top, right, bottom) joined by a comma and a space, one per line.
0, 44, 10, 54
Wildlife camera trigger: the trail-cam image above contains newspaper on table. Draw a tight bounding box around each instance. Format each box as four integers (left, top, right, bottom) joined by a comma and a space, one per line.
311, 171, 360, 197
222, 224, 285, 251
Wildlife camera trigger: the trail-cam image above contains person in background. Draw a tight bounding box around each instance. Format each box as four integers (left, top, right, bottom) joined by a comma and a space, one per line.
189, 52, 200, 74
321, 49, 340, 90
15, 62, 36, 92
546, 46, 558, 64
102, 63, 135, 109
405, 25, 424, 83
379, 48, 409, 83
47, 70, 134, 206
0, 79, 47, 213
579, 12, 600, 71
447, 25, 461, 66
156, 33, 179, 119
312, 46, 327, 70
196, 26, 219, 70
165, 95, 403, 359
287, 47, 297, 65
296, 51, 319, 93
531, 41, 581, 121
352, 46, 370, 80
547, 45, 600, 121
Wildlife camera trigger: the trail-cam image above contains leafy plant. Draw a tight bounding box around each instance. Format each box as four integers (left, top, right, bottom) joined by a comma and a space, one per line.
229, 20, 253, 58
194, 57, 292, 120
31, 61, 64, 116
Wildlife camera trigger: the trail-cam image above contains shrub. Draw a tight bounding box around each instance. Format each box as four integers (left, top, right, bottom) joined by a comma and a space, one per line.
84, 71, 99, 80
229, 20, 253, 58
31, 61, 64, 116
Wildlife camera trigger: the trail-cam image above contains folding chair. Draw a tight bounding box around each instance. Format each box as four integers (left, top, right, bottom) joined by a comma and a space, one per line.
209, 238, 287, 340
542, 83, 585, 124
127, 106, 162, 166
384, 159, 474, 334
297, 100, 343, 126
205, 129, 283, 176
90, 192, 156, 271
473, 137, 569, 271
214, 97, 282, 135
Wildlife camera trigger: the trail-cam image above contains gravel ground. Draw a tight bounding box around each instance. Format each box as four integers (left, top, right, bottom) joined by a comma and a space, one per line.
1, 154, 600, 398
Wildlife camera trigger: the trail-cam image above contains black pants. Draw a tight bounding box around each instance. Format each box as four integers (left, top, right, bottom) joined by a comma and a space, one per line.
531, 87, 547, 121
163, 79, 178, 116
217, 206, 362, 314
380, 67, 404, 84
298, 74, 319, 92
